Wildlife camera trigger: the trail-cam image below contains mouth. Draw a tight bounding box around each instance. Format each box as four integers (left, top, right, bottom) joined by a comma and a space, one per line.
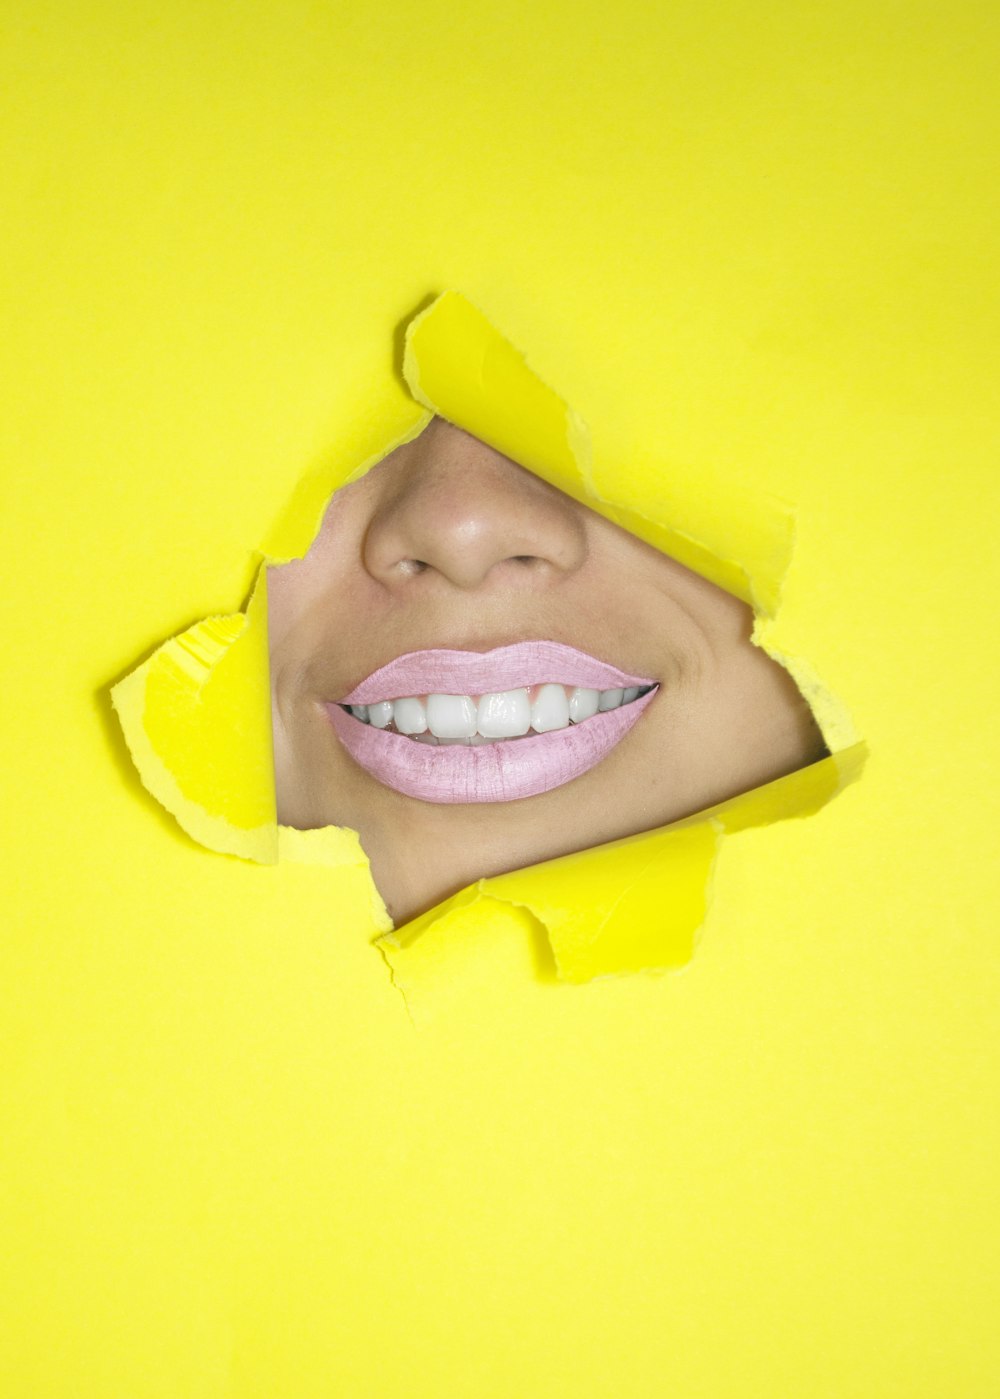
323, 642, 658, 804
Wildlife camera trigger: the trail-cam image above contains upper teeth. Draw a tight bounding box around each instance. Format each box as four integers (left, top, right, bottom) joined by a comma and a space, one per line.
347, 685, 650, 741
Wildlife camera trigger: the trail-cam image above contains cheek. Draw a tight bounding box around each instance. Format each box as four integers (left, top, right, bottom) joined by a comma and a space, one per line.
267, 545, 355, 657
265, 562, 312, 648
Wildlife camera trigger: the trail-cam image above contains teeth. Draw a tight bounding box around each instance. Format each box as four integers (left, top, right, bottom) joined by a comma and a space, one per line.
477, 688, 531, 738
367, 700, 393, 729
393, 697, 427, 734
530, 683, 570, 733
345, 683, 653, 738
568, 687, 599, 723
427, 693, 478, 739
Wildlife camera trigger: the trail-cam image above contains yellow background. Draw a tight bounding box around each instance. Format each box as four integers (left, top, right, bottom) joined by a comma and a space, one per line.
3, 2, 998, 1395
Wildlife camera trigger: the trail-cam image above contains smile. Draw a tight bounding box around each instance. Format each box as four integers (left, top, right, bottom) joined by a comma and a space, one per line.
324, 642, 658, 804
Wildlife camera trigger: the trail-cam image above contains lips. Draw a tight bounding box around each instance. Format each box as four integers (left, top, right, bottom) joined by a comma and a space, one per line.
325, 642, 657, 805
340, 641, 654, 705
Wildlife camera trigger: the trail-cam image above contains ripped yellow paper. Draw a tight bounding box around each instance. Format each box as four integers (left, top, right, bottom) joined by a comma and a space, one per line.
111, 292, 866, 983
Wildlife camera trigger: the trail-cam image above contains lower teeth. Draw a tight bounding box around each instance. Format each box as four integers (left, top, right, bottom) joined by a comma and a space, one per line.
405, 730, 522, 746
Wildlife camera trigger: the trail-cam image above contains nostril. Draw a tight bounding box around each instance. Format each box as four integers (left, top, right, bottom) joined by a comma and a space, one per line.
401, 555, 540, 577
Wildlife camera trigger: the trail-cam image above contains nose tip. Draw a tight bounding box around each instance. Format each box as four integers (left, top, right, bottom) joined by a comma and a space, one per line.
362, 421, 589, 591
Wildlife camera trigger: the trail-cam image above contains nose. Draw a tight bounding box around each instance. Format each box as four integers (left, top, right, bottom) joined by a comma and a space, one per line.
362, 420, 589, 590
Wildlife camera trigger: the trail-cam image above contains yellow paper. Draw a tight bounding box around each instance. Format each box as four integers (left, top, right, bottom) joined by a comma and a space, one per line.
4, 3, 998, 1396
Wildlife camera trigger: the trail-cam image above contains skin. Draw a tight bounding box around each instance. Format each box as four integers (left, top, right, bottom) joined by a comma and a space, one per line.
268, 418, 827, 924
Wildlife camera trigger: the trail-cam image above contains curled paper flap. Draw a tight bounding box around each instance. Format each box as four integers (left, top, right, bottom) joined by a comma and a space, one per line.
405, 292, 795, 616
112, 572, 278, 863
379, 736, 866, 997
111, 292, 865, 984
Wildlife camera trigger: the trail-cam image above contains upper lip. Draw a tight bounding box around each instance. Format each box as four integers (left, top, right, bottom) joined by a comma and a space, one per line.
340, 641, 656, 704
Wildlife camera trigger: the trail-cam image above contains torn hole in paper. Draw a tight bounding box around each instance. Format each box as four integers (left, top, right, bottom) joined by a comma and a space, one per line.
110, 291, 867, 993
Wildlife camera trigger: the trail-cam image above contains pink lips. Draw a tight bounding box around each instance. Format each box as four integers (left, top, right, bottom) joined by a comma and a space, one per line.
326, 642, 657, 805
340, 641, 653, 704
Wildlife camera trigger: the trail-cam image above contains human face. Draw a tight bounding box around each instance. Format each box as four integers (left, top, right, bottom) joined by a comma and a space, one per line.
268, 419, 826, 924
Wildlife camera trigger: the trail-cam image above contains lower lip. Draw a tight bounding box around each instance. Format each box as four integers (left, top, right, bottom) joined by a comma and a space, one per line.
324, 689, 657, 804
